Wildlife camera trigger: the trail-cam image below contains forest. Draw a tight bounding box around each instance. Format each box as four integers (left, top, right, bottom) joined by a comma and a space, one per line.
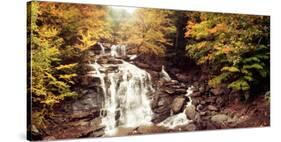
27, 1, 270, 140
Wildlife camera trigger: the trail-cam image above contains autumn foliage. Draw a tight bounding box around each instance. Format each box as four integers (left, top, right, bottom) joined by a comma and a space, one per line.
28, 1, 270, 133
185, 13, 270, 92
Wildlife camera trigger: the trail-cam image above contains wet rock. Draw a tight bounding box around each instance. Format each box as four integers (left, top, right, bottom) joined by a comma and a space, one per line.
210, 87, 225, 96
190, 98, 200, 106
199, 111, 207, 116
152, 110, 171, 123
185, 104, 196, 120
190, 91, 201, 97
106, 65, 119, 72
97, 57, 109, 64
91, 130, 105, 137
207, 105, 218, 111
171, 97, 186, 113
107, 58, 123, 64
135, 62, 150, 69
71, 109, 100, 121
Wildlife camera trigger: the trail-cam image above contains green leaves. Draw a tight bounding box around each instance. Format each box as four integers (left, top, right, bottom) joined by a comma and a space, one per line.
227, 79, 250, 91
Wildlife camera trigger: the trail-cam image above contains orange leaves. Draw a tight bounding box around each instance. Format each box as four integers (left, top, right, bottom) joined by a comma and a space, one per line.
185, 21, 195, 38
207, 23, 227, 34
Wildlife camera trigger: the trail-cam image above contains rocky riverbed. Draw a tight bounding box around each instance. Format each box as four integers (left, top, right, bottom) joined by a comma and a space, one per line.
33, 43, 270, 140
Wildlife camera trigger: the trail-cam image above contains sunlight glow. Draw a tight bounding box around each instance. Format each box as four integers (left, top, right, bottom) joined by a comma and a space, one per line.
111, 6, 137, 14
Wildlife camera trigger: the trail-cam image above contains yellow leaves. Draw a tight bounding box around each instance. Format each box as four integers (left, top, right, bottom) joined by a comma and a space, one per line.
55, 63, 78, 70
123, 9, 175, 56
221, 66, 240, 72
75, 30, 98, 51
59, 74, 77, 84
197, 41, 208, 49
207, 23, 227, 34
38, 26, 60, 38
40, 94, 60, 106
139, 43, 165, 57
221, 47, 233, 54
198, 54, 214, 64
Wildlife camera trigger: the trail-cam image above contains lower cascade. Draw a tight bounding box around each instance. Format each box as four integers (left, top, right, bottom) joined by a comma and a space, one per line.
157, 86, 194, 129
90, 44, 154, 135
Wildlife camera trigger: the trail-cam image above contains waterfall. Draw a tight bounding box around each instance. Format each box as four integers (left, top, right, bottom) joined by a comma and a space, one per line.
157, 86, 194, 129
111, 45, 126, 57
91, 44, 154, 135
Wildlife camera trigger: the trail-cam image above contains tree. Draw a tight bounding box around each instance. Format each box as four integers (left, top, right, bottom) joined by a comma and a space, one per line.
185, 13, 270, 93
28, 1, 109, 130
119, 8, 176, 57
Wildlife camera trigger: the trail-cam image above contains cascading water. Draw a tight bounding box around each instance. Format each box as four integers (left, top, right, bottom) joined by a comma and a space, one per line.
157, 86, 194, 129
91, 43, 154, 135
97, 42, 105, 54
160, 65, 171, 81
111, 45, 126, 57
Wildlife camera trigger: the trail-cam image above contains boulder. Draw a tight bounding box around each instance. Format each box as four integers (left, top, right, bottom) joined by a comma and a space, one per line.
211, 114, 230, 124
183, 123, 197, 131
171, 97, 186, 113
97, 57, 109, 64
207, 105, 218, 111
152, 110, 171, 123
90, 118, 105, 131
185, 104, 196, 120
135, 62, 150, 69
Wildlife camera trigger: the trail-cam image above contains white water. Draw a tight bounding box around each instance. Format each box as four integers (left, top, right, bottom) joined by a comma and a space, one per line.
111, 45, 126, 57
157, 86, 194, 129
160, 65, 171, 81
98, 42, 105, 54
91, 44, 154, 135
